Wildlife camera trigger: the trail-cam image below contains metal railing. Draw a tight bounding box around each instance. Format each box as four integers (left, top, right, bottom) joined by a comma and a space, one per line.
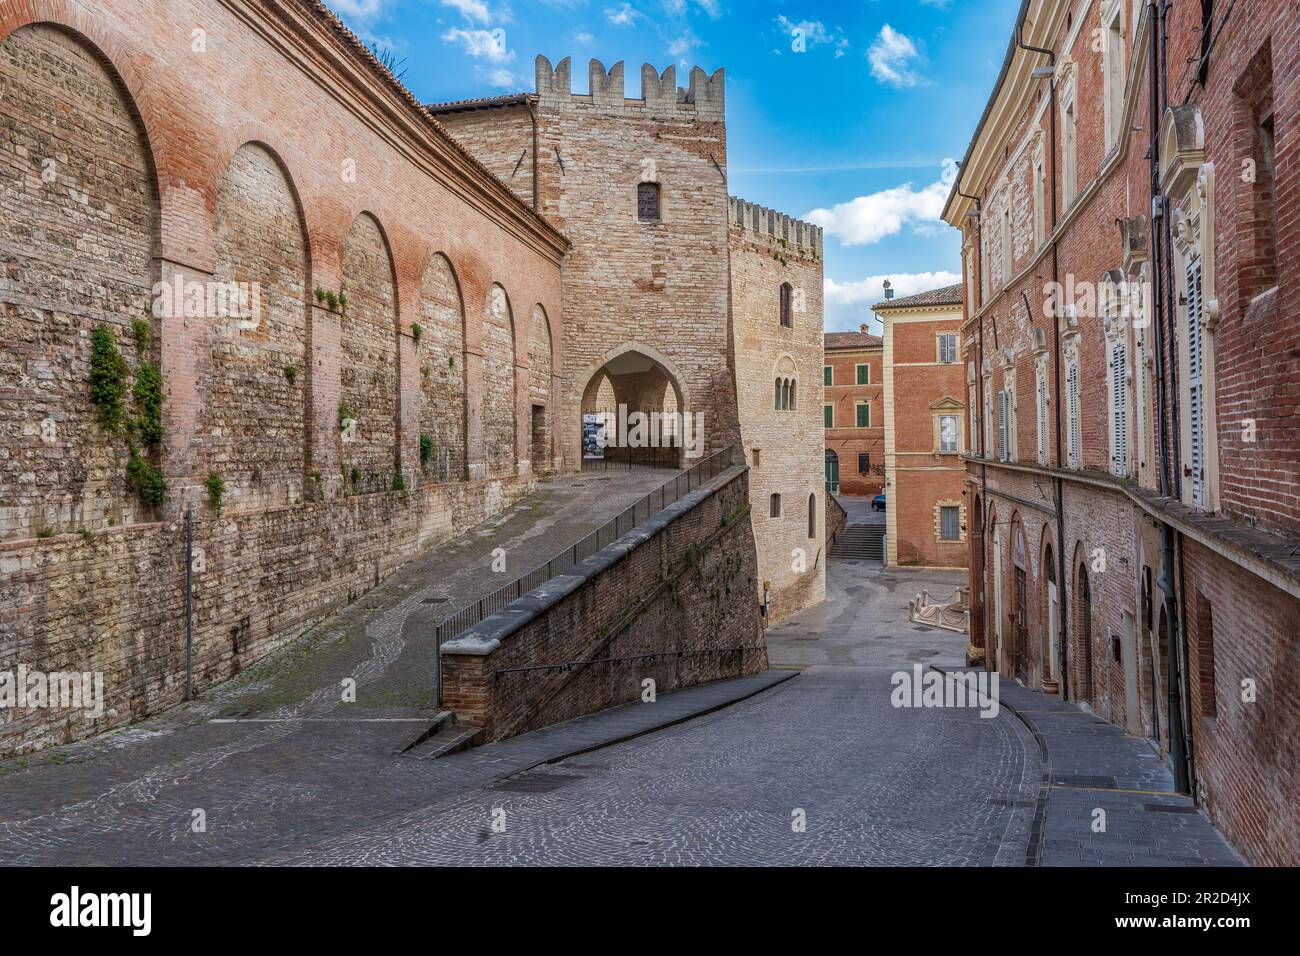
580, 446, 684, 471
435, 444, 737, 699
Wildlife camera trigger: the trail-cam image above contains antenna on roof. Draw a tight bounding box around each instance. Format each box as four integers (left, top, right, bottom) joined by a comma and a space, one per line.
883, 280, 894, 300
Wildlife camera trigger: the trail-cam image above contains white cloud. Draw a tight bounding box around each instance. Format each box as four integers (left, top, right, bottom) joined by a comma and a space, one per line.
868, 24, 923, 88
441, 0, 491, 22
805, 159, 957, 246
668, 30, 700, 57
824, 271, 963, 332
573, 30, 595, 44
442, 27, 514, 63
605, 3, 641, 25
488, 67, 520, 87
776, 16, 829, 46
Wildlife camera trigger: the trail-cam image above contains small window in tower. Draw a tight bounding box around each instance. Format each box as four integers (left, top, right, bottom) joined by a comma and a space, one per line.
780, 283, 793, 327
637, 182, 661, 221
770, 493, 782, 518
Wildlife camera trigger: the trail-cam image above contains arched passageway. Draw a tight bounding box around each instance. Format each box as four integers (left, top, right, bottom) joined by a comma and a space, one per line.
580, 348, 688, 467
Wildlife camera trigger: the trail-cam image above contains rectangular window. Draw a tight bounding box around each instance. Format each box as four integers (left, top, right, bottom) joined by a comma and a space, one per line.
938, 334, 958, 364
1111, 340, 1128, 477
969, 384, 979, 456
938, 414, 959, 454
637, 182, 661, 221
940, 506, 961, 541
823, 404, 834, 429
856, 403, 870, 428
997, 390, 1008, 461
858, 452, 870, 474
1063, 96, 1078, 207
856, 363, 869, 385
1067, 359, 1081, 468
824, 366, 833, 386
1187, 258, 1206, 506
1036, 368, 1049, 465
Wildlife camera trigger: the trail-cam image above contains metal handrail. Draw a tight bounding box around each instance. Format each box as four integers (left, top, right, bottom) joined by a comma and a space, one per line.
435, 444, 736, 690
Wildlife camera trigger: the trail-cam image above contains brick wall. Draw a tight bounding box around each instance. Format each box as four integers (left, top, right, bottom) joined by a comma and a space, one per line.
947, 0, 1300, 865
440, 465, 766, 741
0, 0, 565, 752
824, 341, 884, 497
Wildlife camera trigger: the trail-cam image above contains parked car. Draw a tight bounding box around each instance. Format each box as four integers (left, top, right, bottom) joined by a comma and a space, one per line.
872, 494, 886, 512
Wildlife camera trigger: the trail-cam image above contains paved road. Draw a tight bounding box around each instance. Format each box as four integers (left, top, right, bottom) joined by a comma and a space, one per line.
0, 507, 1241, 865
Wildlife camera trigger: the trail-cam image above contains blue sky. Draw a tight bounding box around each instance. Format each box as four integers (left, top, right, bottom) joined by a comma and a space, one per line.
329, 0, 1021, 332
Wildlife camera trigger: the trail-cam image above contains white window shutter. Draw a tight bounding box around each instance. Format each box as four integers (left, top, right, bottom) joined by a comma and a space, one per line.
1187, 258, 1205, 506
997, 390, 1008, 461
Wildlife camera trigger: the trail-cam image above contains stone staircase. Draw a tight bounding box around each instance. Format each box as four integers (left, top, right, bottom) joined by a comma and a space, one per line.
400, 711, 484, 760
830, 523, 885, 562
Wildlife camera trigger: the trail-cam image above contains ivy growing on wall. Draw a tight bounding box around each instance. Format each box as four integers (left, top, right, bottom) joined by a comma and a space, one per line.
89, 325, 128, 433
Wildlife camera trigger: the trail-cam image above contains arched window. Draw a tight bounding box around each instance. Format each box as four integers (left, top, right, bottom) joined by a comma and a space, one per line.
637, 182, 661, 221
770, 493, 782, 518
789, 380, 797, 409
774, 379, 783, 410
779, 283, 793, 327
808, 493, 816, 538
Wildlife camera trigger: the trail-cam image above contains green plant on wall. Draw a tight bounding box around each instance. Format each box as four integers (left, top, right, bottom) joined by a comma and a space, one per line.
419, 433, 433, 468
89, 325, 128, 432
131, 362, 163, 447
411, 323, 422, 344
205, 472, 226, 514
131, 317, 151, 353
127, 447, 167, 506
283, 365, 297, 384
391, 472, 405, 492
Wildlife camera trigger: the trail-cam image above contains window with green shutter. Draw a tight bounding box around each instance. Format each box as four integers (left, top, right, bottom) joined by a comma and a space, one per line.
824, 404, 834, 428
856, 403, 870, 428
856, 364, 869, 385
823, 366, 833, 386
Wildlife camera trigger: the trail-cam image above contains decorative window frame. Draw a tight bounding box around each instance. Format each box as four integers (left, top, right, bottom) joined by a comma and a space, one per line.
1031, 128, 1047, 250
1062, 330, 1082, 469
855, 400, 872, 429
931, 397, 965, 456
967, 360, 980, 458
1000, 348, 1017, 462
1100, 0, 1127, 150
1058, 57, 1078, 209
934, 500, 967, 544
937, 332, 959, 364
1033, 328, 1050, 465
1161, 104, 1220, 511
982, 357, 994, 459
855, 363, 870, 385
1101, 269, 1131, 479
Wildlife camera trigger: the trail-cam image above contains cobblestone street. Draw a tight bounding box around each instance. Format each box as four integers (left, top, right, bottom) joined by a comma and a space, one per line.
1, 514, 1243, 865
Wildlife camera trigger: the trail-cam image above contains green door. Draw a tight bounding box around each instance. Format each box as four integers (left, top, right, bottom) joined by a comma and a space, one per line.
825, 449, 840, 494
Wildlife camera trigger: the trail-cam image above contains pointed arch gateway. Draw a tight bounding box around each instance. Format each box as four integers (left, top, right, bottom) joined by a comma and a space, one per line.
580, 345, 689, 467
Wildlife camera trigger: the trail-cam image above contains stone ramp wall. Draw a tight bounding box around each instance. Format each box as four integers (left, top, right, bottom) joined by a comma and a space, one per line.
0, 476, 528, 757
441, 466, 766, 741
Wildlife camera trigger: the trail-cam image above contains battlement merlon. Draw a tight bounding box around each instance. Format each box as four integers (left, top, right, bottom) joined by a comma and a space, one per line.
536, 56, 724, 120
729, 197, 823, 256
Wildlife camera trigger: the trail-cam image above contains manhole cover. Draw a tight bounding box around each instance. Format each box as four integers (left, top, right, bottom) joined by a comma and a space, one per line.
421, 597, 449, 604
488, 773, 585, 794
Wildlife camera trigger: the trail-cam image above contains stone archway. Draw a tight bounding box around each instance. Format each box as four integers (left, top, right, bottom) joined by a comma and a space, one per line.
580, 347, 688, 467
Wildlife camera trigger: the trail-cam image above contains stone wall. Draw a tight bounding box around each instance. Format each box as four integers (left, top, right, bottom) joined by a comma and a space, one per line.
727, 200, 826, 621
441, 464, 766, 741
435, 57, 738, 470
0, 0, 565, 754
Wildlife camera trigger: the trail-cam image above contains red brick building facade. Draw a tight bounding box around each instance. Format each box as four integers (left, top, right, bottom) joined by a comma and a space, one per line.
823, 327, 883, 497
944, 0, 1298, 865
875, 286, 969, 569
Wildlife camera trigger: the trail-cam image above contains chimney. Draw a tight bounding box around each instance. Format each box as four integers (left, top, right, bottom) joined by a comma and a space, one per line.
860, 323, 869, 334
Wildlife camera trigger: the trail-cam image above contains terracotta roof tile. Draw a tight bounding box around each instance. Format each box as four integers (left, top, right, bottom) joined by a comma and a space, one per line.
824, 330, 883, 350
872, 282, 964, 311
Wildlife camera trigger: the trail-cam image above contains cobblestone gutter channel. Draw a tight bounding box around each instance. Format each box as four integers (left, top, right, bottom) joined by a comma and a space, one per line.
440, 465, 768, 741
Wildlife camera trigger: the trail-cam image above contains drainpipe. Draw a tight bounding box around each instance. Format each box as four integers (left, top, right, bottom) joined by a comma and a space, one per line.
1017, 21, 1070, 701
1147, 0, 1190, 793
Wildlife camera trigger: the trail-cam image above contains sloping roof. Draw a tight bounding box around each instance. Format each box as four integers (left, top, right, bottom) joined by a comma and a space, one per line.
825, 330, 883, 350
427, 94, 532, 114
872, 283, 964, 311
